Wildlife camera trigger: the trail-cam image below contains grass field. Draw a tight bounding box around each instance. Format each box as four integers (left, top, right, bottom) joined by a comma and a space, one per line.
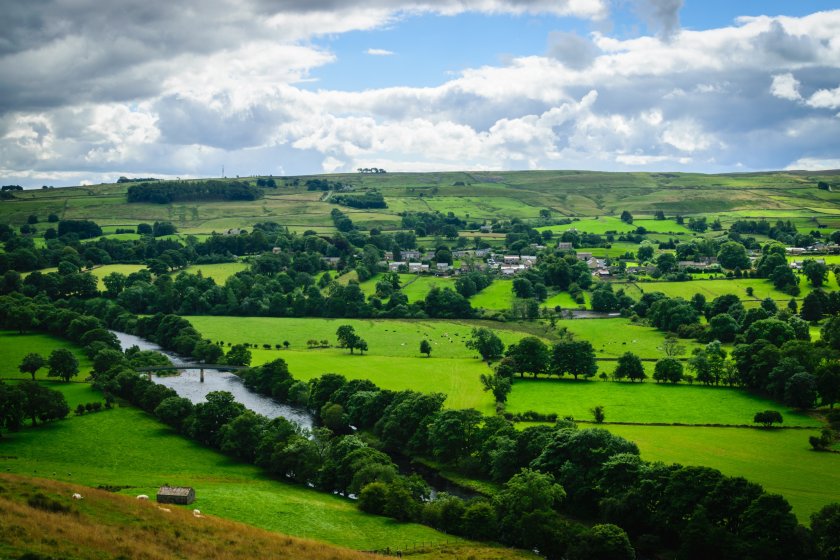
470, 280, 515, 309
603, 424, 840, 523
506, 378, 821, 427
0, 331, 92, 381
557, 318, 704, 359
181, 261, 249, 284
0, 387, 477, 552
633, 275, 840, 303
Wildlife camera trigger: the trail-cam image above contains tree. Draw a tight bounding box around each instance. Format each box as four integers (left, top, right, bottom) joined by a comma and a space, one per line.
494, 468, 566, 547
568, 524, 635, 560
225, 344, 252, 366
614, 352, 645, 382
420, 339, 432, 357
636, 243, 654, 262
709, 313, 740, 343
816, 361, 840, 408
465, 327, 504, 361
717, 241, 750, 270
18, 353, 46, 380
803, 259, 829, 287
656, 253, 677, 274
506, 337, 550, 378
336, 325, 361, 354
653, 358, 683, 384
591, 405, 605, 423
753, 410, 783, 428
801, 291, 826, 322
0, 381, 24, 437
551, 340, 597, 380
480, 372, 512, 403
47, 349, 79, 382
785, 372, 817, 409
620, 210, 633, 224
810, 503, 840, 560
662, 335, 686, 358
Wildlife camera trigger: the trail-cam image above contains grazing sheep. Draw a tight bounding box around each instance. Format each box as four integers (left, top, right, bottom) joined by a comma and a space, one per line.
72, 493, 83, 500
158, 506, 171, 512
136, 494, 149, 500
192, 509, 202, 517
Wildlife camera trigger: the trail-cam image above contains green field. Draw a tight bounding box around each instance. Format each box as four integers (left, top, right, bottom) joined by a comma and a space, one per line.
470, 280, 515, 309
557, 318, 704, 359
186, 316, 551, 414
604, 424, 840, 522
0, 393, 468, 551
506, 378, 820, 426
181, 261, 249, 284
635, 275, 840, 303
538, 216, 693, 235
0, 331, 93, 381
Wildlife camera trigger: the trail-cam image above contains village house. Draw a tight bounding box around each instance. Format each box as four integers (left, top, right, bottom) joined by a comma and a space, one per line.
576, 252, 593, 260
556, 242, 573, 251
435, 262, 451, 272
402, 250, 421, 260
408, 262, 429, 273
383, 250, 394, 260
388, 261, 406, 272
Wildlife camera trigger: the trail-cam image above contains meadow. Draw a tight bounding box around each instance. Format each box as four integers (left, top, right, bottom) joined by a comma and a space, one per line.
0, 330, 92, 381
0, 383, 492, 553
635, 274, 840, 303
604, 424, 840, 522
506, 378, 821, 427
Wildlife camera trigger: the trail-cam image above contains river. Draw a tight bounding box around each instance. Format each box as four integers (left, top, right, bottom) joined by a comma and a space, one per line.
111, 331, 314, 430
111, 330, 477, 499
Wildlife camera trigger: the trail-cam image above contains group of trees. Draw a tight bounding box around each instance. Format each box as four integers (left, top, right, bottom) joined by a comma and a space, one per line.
127, 180, 263, 204
0, 380, 69, 435
331, 190, 387, 209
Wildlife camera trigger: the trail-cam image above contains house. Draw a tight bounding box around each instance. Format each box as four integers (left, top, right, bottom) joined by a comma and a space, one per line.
408, 262, 429, 273
388, 261, 406, 271
576, 252, 593, 260
480, 225, 493, 233
383, 251, 394, 260
223, 228, 244, 236
322, 257, 341, 268
474, 248, 491, 257
435, 262, 451, 272
503, 255, 521, 264
272, 247, 282, 255
157, 486, 195, 505
521, 255, 537, 265
402, 250, 421, 260
786, 247, 806, 255
557, 242, 573, 251
500, 265, 525, 275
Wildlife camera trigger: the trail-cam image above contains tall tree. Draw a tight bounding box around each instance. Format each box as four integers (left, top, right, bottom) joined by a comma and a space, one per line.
18, 353, 46, 380
47, 349, 79, 382
614, 352, 645, 382
506, 337, 550, 378
465, 327, 504, 361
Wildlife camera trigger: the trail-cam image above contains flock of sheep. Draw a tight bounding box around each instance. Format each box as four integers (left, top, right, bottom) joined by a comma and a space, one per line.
69, 492, 203, 517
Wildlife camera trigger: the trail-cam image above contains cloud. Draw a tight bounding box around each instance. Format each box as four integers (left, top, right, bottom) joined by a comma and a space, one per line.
807, 86, 840, 110
770, 73, 802, 101
366, 48, 395, 56
633, 0, 684, 40
547, 31, 599, 70
785, 157, 840, 171
3, 7, 840, 185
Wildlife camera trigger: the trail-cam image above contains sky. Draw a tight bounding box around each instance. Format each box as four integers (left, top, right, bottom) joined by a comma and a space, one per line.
1, 0, 839, 187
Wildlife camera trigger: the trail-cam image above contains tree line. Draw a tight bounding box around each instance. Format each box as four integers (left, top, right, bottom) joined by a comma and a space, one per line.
127, 180, 263, 204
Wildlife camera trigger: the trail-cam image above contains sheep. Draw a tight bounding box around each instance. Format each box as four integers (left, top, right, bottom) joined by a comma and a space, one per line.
192, 509, 203, 518
158, 506, 171, 513
71, 493, 83, 500
136, 494, 149, 500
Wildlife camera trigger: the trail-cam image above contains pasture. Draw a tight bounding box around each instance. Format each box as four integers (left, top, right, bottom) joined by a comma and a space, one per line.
633, 275, 840, 303
604, 424, 840, 522
185, 316, 536, 360
0, 330, 92, 381
0, 399, 473, 551
506, 378, 820, 427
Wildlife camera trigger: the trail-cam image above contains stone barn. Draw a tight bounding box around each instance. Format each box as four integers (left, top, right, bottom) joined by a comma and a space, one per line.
156, 486, 195, 505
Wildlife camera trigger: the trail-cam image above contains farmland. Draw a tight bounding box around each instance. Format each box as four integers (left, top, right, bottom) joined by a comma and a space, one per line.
604, 424, 840, 522
4, 168, 840, 557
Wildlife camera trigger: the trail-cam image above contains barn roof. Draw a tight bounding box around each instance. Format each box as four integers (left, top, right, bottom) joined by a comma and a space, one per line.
157, 486, 193, 496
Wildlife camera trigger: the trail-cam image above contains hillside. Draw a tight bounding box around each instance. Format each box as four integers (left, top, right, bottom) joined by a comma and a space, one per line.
2, 170, 839, 235
0, 473, 372, 560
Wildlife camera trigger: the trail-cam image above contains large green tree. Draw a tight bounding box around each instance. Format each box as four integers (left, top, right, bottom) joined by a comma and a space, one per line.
614, 352, 645, 382
465, 327, 504, 361
551, 339, 597, 380
47, 348, 79, 382
505, 336, 550, 378
18, 352, 46, 380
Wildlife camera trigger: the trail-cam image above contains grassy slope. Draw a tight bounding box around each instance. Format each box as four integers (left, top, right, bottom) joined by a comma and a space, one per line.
0, 389, 471, 552
0, 330, 93, 381
0, 474, 373, 560
603, 424, 840, 523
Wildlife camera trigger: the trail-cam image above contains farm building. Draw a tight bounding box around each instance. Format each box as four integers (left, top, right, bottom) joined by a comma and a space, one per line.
157, 486, 195, 505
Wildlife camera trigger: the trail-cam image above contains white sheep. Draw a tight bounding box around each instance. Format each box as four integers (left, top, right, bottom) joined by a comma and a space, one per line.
192, 509, 202, 517
158, 506, 171, 513
71, 493, 83, 500
136, 494, 149, 500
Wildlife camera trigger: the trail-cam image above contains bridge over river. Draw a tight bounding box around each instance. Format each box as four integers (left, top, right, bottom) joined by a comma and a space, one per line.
135, 364, 248, 382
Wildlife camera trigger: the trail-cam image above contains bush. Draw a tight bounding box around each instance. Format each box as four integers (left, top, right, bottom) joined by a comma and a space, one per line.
27, 493, 70, 513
